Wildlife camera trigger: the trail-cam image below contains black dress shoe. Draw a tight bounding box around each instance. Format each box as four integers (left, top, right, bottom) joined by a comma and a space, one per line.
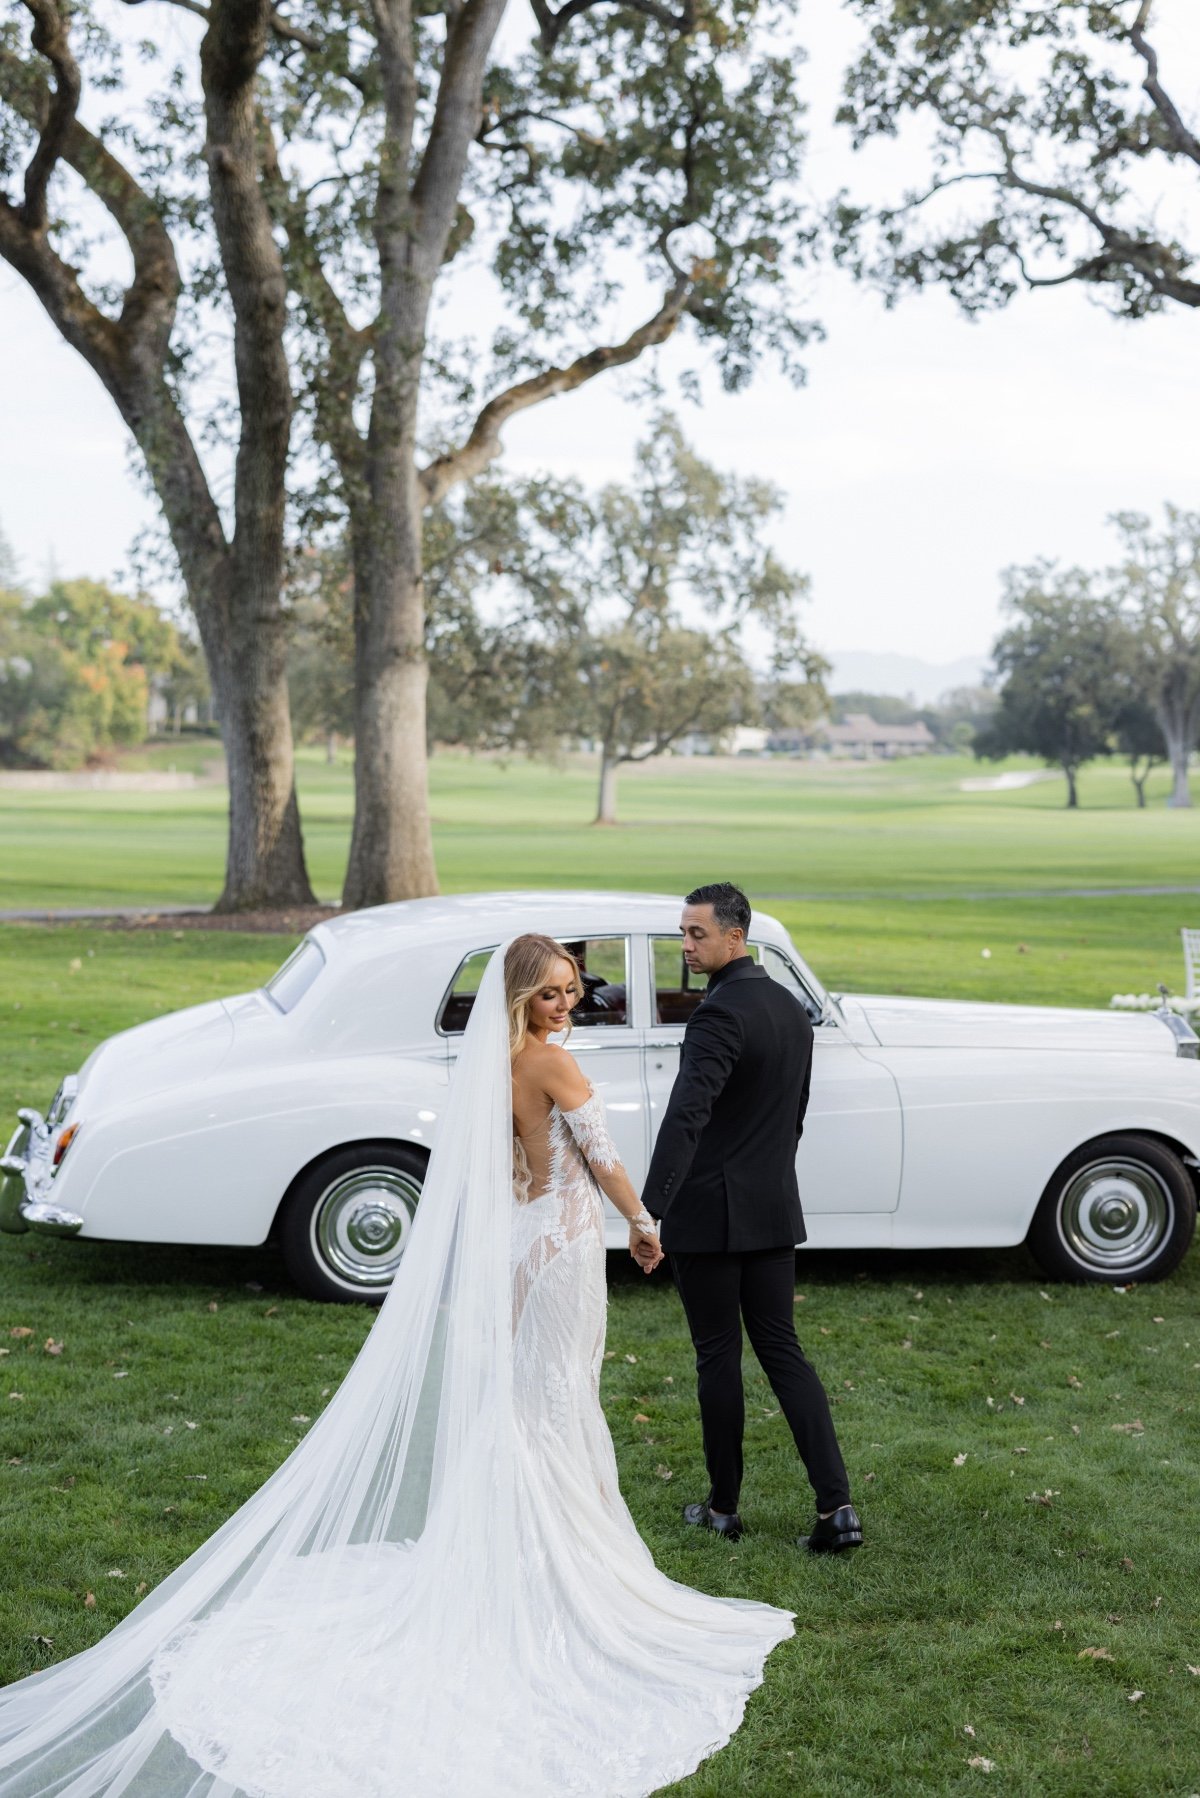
800, 1503, 863, 1554
682, 1499, 744, 1542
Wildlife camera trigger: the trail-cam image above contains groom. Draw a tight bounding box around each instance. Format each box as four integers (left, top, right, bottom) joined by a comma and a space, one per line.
640, 882, 862, 1553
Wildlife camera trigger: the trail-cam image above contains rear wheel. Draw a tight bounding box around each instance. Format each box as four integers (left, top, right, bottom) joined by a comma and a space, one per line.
1027, 1133, 1196, 1283
279, 1142, 427, 1303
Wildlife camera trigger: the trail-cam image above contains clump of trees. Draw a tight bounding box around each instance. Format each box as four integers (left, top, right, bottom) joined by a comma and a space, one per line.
286, 416, 826, 825
0, 567, 203, 770
976, 507, 1199, 808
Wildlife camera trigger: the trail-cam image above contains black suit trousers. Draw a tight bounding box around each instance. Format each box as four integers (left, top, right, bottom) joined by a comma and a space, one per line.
671, 1247, 851, 1516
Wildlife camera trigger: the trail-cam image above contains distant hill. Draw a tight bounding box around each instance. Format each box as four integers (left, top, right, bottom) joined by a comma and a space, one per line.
825, 650, 990, 706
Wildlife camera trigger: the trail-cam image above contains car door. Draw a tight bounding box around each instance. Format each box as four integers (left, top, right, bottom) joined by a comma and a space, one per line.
644, 937, 903, 1218
438, 936, 649, 1190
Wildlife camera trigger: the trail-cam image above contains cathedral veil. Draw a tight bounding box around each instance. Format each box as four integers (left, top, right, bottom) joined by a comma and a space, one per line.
0, 940, 520, 1797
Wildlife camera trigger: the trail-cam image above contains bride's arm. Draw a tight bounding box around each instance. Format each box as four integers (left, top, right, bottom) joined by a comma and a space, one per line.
536, 1046, 663, 1265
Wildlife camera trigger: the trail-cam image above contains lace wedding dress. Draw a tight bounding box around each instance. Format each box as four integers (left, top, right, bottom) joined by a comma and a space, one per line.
0, 946, 792, 1798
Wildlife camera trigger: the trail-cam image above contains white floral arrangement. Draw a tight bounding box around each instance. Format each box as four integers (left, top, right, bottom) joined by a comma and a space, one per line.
1109, 992, 1200, 1015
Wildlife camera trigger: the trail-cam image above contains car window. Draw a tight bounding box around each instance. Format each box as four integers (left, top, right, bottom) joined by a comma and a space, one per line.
263, 938, 326, 1014
652, 938, 761, 1027
438, 937, 631, 1035
759, 943, 825, 1022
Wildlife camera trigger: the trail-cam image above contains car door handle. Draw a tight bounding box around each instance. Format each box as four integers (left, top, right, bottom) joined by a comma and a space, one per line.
645, 1039, 681, 1050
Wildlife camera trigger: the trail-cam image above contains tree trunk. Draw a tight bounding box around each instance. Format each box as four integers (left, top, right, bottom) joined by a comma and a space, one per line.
1064, 762, 1079, 808
342, 499, 439, 910
1131, 762, 1148, 808
326, 731, 337, 765
595, 750, 620, 825
1163, 721, 1193, 808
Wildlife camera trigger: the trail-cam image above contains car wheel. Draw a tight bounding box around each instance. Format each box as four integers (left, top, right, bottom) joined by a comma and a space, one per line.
279, 1142, 428, 1303
1028, 1133, 1197, 1283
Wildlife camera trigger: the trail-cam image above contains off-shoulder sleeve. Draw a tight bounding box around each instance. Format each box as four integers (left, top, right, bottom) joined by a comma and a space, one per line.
559, 1092, 622, 1172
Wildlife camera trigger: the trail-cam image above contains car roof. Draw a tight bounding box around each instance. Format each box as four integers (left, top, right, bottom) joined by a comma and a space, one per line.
310, 890, 793, 962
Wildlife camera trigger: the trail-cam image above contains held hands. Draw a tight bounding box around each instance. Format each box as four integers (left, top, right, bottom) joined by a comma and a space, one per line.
628, 1216, 663, 1275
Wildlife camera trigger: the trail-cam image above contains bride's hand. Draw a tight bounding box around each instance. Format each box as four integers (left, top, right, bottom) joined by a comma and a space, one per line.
629, 1223, 663, 1273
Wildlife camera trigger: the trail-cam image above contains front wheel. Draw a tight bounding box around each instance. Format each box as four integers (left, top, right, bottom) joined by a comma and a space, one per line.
279, 1142, 428, 1303
1027, 1133, 1196, 1283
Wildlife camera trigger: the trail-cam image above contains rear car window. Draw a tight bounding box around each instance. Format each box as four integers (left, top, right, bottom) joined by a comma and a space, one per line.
264, 938, 326, 1014
438, 938, 631, 1035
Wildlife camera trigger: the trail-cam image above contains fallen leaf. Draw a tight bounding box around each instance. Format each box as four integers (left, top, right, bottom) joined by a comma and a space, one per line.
1025, 1489, 1059, 1506
794, 1294, 806, 1303
8, 1392, 23, 1401
31, 1635, 53, 1650
291, 1414, 310, 1425
83, 1592, 95, 1609
655, 1464, 673, 1481
264, 1307, 278, 1318
1053, 1620, 1063, 1631
953, 1452, 968, 1467
843, 1380, 856, 1390
1067, 1375, 1083, 1389
1071, 1425, 1081, 1436
624, 1354, 638, 1364
1186, 1665, 1200, 1676
1152, 1316, 1164, 1324
112, 1370, 129, 1379
1078, 1647, 1114, 1661
634, 1412, 651, 1423
864, 1471, 876, 1483
1039, 1339, 1052, 1349
1151, 1595, 1162, 1610
106, 1569, 125, 1579
184, 1421, 197, 1431
662, 1375, 674, 1384
8, 1327, 32, 1339
43, 1338, 64, 1356
1127, 1690, 1145, 1703
1012, 1446, 1028, 1455
184, 1474, 207, 1482
900, 1338, 912, 1350
1010, 1392, 1026, 1406
135, 1581, 147, 1596
603, 1351, 615, 1360
1106, 1612, 1123, 1624
1039, 1291, 1051, 1301
963, 1724, 975, 1737
967, 1756, 995, 1772
819, 1327, 831, 1336
1104, 1329, 1121, 1339
1121, 1557, 1135, 1571
1112, 1420, 1144, 1435
207, 1301, 219, 1313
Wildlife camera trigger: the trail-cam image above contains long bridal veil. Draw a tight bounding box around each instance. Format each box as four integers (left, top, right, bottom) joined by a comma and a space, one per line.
0, 937, 793, 1798
0, 941, 520, 1796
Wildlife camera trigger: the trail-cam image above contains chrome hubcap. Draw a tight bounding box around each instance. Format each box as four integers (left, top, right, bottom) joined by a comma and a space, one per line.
312, 1167, 422, 1288
1059, 1158, 1171, 1270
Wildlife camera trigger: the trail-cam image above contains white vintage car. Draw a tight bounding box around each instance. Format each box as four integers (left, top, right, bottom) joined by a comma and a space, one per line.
3, 891, 1198, 1300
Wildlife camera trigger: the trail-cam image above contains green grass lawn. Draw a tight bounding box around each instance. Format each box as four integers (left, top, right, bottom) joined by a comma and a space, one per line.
2, 755, 1200, 1791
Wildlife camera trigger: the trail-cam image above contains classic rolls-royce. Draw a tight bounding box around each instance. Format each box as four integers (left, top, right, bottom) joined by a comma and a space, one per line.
3, 891, 1198, 1300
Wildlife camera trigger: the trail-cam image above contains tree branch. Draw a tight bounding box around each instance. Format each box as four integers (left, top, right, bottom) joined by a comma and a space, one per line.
420, 277, 689, 504
527, 0, 693, 53
1129, 0, 1200, 168
17, 0, 81, 231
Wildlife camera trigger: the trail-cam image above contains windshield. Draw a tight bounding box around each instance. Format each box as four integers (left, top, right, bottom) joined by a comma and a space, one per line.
263, 937, 326, 1014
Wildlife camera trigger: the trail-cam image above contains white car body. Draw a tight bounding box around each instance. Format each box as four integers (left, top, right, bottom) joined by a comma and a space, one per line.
4, 891, 1199, 1292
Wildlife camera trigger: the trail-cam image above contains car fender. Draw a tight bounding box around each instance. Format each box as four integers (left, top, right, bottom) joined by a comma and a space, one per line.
55, 1055, 449, 1246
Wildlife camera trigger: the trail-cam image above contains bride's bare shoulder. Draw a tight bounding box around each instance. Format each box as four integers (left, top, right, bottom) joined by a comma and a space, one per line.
514, 1040, 589, 1104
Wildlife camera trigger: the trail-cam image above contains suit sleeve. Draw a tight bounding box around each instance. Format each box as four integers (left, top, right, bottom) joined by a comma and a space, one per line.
795, 1031, 813, 1140
643, 1002, 743, 1214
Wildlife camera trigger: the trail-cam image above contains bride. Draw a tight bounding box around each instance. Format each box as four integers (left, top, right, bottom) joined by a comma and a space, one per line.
0, 933, 793, 1797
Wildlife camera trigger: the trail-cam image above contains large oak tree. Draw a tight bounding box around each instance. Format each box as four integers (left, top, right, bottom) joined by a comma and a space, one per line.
0, 0, 317, 910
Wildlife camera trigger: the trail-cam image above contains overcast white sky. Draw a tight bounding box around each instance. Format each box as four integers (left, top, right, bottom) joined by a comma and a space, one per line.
1, 1, 1196, 667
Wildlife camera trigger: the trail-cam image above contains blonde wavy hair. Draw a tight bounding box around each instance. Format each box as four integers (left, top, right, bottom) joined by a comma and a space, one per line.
505, 934, 582, 1059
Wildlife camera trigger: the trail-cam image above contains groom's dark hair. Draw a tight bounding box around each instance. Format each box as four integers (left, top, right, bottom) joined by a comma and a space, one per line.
685, 882, 751, 937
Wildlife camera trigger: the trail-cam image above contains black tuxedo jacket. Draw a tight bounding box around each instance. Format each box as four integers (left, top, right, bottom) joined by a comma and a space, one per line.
644, 957, 813, 1253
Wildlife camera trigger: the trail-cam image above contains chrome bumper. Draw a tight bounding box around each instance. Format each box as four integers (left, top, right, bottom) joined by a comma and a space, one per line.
0, 1097, 84, 1239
